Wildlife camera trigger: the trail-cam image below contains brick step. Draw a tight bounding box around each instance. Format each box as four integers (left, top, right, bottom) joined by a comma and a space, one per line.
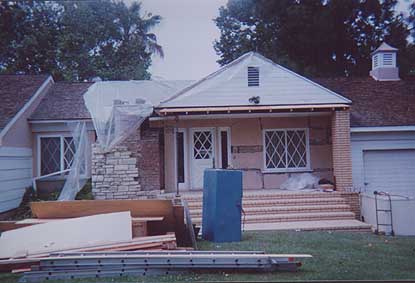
243, 219, 372, 232
183, 192, 343, 202
186, 197, 347, 209
192, 211, 355, 225
189, 204, 351, 217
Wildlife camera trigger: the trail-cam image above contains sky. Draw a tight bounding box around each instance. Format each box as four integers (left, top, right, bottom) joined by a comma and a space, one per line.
133, 0, 412, 81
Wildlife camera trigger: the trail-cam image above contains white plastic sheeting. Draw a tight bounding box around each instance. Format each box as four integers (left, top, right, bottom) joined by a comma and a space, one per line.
280, 173, 320, 191
84, 80, 192, 151
58, 121, 89, 200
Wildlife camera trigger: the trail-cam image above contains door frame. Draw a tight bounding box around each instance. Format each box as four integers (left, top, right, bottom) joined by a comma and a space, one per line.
189, 127, 216, 189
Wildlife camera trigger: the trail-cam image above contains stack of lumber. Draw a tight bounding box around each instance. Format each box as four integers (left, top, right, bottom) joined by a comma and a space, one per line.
0, 199, 187, 273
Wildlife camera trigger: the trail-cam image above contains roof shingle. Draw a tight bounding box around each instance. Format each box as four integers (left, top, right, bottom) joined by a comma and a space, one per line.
0, 74, 50, 131
30, 82, 93, 120
314, 77, 415, 127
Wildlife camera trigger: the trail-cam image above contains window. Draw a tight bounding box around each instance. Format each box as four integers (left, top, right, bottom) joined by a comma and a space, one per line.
39, 136, 85, 176
263, 129, 309, 171
248, 66, 259, 87
219, 127, 231, 169
176, 131, 185, 183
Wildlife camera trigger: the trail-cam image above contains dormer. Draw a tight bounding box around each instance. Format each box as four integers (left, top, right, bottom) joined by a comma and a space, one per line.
370, 42, 400, 81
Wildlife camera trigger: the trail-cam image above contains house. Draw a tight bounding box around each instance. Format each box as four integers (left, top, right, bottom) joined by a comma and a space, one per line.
0, 43, 413, 216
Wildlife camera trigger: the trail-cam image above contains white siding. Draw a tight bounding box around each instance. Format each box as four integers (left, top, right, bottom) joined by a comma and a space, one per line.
161, 52, 350, 108
0, 147, 32, 213
351, 131, 415, 192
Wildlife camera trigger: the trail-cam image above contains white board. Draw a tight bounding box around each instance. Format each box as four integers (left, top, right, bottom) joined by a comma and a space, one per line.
0, 211, 132, 259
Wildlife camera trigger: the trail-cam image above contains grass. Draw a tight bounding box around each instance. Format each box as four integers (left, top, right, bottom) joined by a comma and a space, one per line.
1, 231, 415, 282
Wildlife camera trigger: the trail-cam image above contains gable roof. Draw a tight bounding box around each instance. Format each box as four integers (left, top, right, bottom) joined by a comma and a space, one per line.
314, 77, 415, 127
158, 52, 351, 109
30, 82, 93, 121
0, 74, 51, 130
31, 80, 193, 121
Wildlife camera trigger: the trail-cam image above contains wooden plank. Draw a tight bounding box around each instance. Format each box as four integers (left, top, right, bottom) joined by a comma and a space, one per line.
31, 200, 177, 238
17, 216, 165, 224
0, 212, 132, 259
30, 200, 173, 219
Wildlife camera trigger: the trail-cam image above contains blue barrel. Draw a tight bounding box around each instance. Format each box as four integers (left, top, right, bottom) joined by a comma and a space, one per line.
202, 169, 243, 242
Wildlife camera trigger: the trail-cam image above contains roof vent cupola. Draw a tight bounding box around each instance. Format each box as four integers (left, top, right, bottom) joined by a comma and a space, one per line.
370, 42, 400, 81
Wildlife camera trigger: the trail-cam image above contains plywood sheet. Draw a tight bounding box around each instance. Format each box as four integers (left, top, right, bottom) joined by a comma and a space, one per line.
0, 212, 132, 259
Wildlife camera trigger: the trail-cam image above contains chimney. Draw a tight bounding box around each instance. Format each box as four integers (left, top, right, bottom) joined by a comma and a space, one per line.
369, 42, 400, 81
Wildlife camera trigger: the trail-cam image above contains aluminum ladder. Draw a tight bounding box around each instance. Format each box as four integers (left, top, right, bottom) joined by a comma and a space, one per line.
373, 191, 394, 236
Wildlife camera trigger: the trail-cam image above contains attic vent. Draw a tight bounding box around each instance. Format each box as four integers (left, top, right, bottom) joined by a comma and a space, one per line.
247, 66, 259, 87
373, 54, 379, 68
383, 53, 393, 66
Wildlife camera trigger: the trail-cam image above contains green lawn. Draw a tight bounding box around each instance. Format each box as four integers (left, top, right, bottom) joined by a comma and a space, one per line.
2, 231, 415, 282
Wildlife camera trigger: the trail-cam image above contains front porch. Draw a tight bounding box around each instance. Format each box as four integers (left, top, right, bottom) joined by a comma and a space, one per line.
152, 109, 353, 193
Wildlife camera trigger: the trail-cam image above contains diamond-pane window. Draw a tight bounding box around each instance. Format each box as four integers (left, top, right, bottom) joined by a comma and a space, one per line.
264, 129, 309, 170
193, 131, 213, 160
40, 137, 61, 175
40, 136, 86, 176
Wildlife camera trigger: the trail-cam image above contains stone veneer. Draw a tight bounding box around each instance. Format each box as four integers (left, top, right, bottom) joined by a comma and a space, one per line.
92, 123, 163, 199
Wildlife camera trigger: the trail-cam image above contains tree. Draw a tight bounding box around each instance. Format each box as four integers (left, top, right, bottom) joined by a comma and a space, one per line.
214, 0, 413, 77
0, 0, 163, 81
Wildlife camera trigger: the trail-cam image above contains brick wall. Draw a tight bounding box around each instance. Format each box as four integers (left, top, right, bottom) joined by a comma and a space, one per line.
91, 122, 164, 200
331, 110, 353, 191
338, 192, 361, 220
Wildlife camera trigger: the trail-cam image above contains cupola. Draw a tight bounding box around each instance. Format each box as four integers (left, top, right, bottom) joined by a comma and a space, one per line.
370, 42, 400, 81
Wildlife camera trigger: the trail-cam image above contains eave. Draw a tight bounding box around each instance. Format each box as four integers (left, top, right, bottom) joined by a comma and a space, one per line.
156, 104, 350, 116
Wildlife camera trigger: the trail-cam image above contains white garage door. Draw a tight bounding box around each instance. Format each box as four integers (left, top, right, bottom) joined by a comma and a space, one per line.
363, 149, 415, 193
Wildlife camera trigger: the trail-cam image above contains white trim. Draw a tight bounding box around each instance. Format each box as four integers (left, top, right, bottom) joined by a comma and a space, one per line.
217, 127, 232, 169
149, 112, 330, 121
351, 126, 415, 133
0, 76, 53, 145
174, 128, 189, 190
262, 128, 311, 173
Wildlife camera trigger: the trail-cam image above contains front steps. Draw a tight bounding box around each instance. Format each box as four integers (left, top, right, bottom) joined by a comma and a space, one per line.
181, 190, 372, 232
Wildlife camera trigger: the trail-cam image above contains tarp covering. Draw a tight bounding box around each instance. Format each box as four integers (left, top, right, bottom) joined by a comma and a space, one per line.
84, 80, 192, 151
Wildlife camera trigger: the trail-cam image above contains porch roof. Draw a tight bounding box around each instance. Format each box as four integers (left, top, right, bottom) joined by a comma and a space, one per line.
157, 103, 349, 116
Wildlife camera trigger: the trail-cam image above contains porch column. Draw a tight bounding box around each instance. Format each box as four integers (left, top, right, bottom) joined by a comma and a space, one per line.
331, 109, 353, 191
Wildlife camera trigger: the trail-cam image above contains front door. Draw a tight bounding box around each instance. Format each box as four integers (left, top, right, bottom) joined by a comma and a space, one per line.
191, 128, 215, 189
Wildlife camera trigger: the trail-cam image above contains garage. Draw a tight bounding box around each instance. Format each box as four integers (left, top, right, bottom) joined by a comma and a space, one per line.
363, 149, 415, 194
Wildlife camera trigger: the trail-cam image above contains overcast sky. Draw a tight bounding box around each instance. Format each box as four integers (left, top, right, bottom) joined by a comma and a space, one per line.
134, 0, 412, 81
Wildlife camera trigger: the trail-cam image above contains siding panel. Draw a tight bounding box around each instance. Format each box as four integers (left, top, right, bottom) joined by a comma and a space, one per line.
0, 147, 32, 213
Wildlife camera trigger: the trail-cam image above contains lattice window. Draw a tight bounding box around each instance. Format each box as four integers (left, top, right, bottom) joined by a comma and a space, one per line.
40, 136, 86, 176
63, 137, 75, 170
40, 137, 61, 175
264, 129, 309, 170
193, 131, 213, 160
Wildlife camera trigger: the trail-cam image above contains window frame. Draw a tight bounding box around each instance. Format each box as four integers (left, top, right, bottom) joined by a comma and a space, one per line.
174, 128, 189, 189
37, 134, 87, 178
262, 128, 311, 173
